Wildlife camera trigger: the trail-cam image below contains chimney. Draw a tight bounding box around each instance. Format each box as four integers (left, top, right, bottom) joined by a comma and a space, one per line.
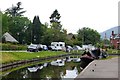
112, 31, 114, 36
104, 33, 106, 39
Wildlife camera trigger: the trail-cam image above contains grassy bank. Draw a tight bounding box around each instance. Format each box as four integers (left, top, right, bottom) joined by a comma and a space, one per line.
1, 51, 67, 64
71, 50, 84, 54
1, 49, 119, 64
106, 49, 120, 54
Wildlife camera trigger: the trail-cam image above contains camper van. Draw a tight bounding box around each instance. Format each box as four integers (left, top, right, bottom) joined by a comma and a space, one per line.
50, 42, 65, 51
82, 44, 95, 50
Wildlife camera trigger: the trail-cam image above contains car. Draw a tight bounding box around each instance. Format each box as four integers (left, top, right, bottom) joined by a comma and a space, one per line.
27, 44, 39, 52
66, 46, 73, 52
50, 46, 62, 51
73, 45, 83, 50
67, 46, 73, 50
48, 46, 52, 50
42, 45, 48, 50
37, 44, 43, 51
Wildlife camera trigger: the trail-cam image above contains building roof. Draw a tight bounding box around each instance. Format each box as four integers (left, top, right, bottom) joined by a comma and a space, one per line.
67, 33, 76, 40
110, 34, 120, 39
3, 32, 19, 43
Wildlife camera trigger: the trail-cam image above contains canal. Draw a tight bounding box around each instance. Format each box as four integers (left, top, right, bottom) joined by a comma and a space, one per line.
2, 56, 82, 80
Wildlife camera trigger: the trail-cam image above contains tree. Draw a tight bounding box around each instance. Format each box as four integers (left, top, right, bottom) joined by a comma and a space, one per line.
42, 28, 54, 45
40, 22, 49, 45
98, 38, 110, 49
32, 16, 43, 44
49, 9, 67, 42
2, 2, 30, 44
5, 2, 26, 17
77, 27, 100, 45
2, 12, 31, 44
50, 9, 61, 24
0, 11, 2, 39
9, 16, 31, 44
24, 23, 32, 44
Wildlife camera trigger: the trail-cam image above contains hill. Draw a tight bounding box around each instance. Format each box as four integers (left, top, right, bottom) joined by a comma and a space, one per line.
100, 26, 120, 39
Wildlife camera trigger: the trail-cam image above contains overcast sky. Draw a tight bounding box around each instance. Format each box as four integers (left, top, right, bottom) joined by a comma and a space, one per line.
0, 0, 119, 34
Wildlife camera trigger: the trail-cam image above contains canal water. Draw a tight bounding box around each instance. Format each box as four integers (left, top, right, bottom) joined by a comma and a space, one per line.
2, 56, 82, 80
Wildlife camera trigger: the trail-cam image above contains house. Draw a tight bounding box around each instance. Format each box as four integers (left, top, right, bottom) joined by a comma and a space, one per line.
2, 32, 19, 43
67, 33, 76, 40
110, 31, 120, 49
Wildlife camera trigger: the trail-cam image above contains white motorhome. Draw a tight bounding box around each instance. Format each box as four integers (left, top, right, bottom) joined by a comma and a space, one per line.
51, 42, 65, 51
82, 44, 95, 50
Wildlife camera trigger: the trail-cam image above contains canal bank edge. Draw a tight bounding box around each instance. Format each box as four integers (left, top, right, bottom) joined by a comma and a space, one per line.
1, 53, 81, 73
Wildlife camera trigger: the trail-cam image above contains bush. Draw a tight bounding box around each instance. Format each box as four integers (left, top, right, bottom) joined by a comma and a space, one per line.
118, 50, 120, 53
1, 43, 27, 50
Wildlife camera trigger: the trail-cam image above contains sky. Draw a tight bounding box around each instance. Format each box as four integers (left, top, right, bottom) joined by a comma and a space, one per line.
0, 0, 120, 34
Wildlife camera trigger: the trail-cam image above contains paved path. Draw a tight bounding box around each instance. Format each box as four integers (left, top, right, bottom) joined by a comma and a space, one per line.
75, 57, 119, 80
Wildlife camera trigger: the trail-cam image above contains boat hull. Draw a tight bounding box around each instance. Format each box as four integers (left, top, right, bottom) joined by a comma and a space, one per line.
80, 57, 94, 69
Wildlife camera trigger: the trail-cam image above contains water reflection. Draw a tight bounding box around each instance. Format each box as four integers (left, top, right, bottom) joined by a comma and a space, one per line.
2, 56, 81, 80
61, 67, 78, 78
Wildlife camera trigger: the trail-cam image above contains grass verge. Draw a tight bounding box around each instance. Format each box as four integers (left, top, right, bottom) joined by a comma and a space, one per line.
1, 51, 67, 64
106, 49, 120, 54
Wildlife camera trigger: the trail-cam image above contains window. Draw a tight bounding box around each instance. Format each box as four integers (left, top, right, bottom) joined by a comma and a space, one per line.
51, 44, 54, 46
60, 44, 62, 46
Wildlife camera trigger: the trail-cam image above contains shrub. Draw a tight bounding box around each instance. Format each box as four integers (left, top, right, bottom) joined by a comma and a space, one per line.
1, 43, 27, 50
118, 50, 120, 53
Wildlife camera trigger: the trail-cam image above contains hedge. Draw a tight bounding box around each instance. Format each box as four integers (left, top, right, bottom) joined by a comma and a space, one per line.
1, 43, 27, 50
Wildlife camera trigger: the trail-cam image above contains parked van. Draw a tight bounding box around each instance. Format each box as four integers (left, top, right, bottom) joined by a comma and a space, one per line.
50, 42, 66, 51
82, 44, 95, 50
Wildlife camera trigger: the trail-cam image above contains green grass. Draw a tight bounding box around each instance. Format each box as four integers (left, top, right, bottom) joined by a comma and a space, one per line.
71, 50, 84, 54
1, 51, 67, 64
106, 49, 120, 54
